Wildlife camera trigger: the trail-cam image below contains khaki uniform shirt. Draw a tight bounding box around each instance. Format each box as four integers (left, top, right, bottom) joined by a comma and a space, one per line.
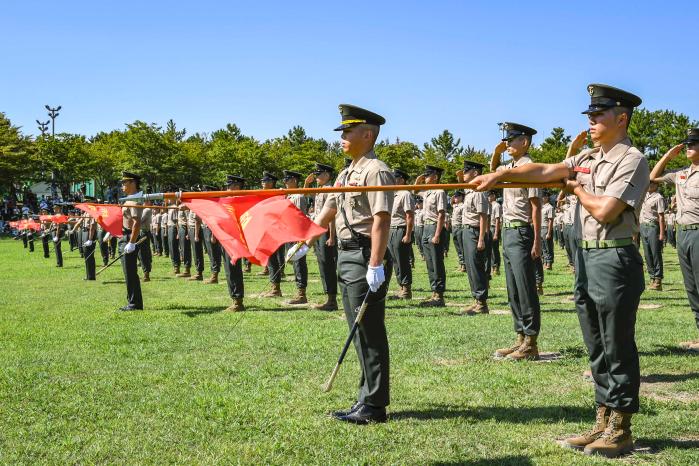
414, 208, 424, 227
161, 211, 170, 230
177, 208, 188, 227
319, 150, 394, 240
122, 201, 140, 230
422, 189, 448, 224
563, 138, 649, 241
461, 189, 488, 228
541, 203, 554, 226
140, 208, 152, 232
490, 201, 502, 227
187, 211, 198, 229
314, 188, 331, 221
660, 165, 699, 225
666, 211, 675, 226
151, 212, 160, 232
639, 192, 666, 224
167, 209, 178, 227
451, 202, 463, 228
563, 195, 577, 225
497, 155, 541, 223
390, 190, 415, 227
288, 193, 309, 216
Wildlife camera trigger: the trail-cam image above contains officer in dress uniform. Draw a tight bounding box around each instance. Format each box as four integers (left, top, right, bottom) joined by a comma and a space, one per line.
310, 104, 394, 424
387, 168, 416, 300
415, 166, 448, 307
160, 203, 169, 258
222, 176, 247, 312
458, 160, 490, 315
541, 190, 555, 270
40, 208, 51, 258
639, 182, 666, 290
120, 171, 144, 311
487, 122, 543, 361
82, 208, 97, 281
472, 84, 646, 457
51, 204, 65, 267
280, 170, 310, 305
97, 222, 110, 266
651, 128, 699, 352
187, 201, 205, 282
451, 190, 466, 273
488, 191, 502, 276
201, 184, 222, 284
305, 163, 339, 310
167, 197, 181, 274
413, 197, 424, 259
139, 201, 153, 282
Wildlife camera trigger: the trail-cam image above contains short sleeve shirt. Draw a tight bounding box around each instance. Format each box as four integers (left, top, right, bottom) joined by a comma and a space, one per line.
461, 189, 489, 227
167, 209, 178, 227
414, 208, 424, 227
122, 201, 140, 229
320, 150, 395, 240
451, 203, 463, 227
422, 189, 448, 223
490, 202, 502, 227
497, 155, 541, 222
140, 208, 152, 231
288, 193, 309, 216
541, 203, 554, 224
563, 139, 649, 241
639, 192, 666, 223
660, 165, 699, 225
390, 190, 416, 227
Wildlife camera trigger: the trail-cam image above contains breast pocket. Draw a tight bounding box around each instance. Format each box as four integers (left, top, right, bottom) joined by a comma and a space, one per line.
347, 192, 364, 222
685, 186, 699, 199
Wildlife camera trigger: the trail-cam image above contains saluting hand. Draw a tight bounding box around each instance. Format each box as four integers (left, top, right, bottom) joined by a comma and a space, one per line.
304, 174, 316, 188
663, 143, 685, 160
414, 174, 426, 185
568, 130, 588, 156
494, 141, 508, 155
455, 169, 464, 182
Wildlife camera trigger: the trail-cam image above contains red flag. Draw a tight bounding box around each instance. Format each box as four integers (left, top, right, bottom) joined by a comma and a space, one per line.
51, 214, 70, 224
184, 196, 265, 265
239, 196, 326, 265
21, 219, 41, 231
75, 203, 123, 237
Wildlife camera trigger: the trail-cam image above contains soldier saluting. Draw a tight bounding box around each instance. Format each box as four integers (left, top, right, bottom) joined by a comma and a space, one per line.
471, 84, 647, 458
310, 104, 394, 424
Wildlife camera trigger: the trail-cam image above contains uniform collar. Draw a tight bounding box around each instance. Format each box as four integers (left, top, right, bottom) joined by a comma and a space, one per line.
510, 154, 531, 167
596, 138, 632, 163
348, 150, 376, 174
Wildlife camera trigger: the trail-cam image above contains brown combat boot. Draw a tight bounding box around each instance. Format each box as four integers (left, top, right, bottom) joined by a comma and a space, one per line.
177, 267, 191, 278
286, 288, 308, 305
492, 266, 500, 276
188, 271, 203, 281
544, 263, 552, 270
143, 271, 150, 282
257, 266, 269, 276
584, 410, 634, 458
204, 272, 219, 284
418, 292, 445, 307
224, 298, 245, 312
459, 264, 466, 273
259, 282, 282, 298
507, 334, 540, 361
536, 282, 544, 296
389, 286, 404, 300
679, 337, 699, 350
495, 333, 525, 358
173, 265, 180, 276
562, 406, 610, 450
464, 300, 489, 316
243, 262, 251, 273
402, 284, 412, 300
653, 278, 663, 291
313, 294, 338, 311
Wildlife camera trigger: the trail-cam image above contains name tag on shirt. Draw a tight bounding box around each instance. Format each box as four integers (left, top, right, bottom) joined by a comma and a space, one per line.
574, 166, 591, 174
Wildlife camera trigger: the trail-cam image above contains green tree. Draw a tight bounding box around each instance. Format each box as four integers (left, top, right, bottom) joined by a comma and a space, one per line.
0, 113, 35, 199
530, 127, 571, 164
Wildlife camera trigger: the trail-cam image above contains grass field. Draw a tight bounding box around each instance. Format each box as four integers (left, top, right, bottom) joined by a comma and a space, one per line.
1, 237, 698, 465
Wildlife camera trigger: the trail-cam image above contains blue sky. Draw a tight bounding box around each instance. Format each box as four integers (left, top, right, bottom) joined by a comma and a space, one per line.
3, 1, 698, 150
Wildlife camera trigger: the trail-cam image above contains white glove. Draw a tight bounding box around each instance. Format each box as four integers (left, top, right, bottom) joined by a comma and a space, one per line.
366, 265, 385, 292
124, 242, 136, 254
103, 232, 111, 242
52, 236, 58, 242
84, 240, 93, 247
285, 243, 310, 262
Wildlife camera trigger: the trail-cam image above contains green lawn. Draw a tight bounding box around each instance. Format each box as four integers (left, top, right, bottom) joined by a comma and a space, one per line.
1, 237, 698, 465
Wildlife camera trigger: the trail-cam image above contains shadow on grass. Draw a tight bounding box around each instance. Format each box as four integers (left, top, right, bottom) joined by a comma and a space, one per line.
392, 404, 591, 423
638, 345, 695, 357
641, 372, 699, 383
432, 456, 532, 466
101, 280, 125, 285
636, 438, 699, 452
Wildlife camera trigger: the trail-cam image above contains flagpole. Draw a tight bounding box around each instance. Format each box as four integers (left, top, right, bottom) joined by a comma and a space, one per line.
120, 182, 565, 202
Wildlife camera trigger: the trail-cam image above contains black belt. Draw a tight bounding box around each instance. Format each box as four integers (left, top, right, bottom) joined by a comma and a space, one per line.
338, 235, 371, 250
463, 224, 480, 230
390, 225, 407, 230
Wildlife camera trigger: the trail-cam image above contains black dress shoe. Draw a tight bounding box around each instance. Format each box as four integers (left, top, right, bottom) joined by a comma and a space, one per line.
331, 401, 362, 418
335, 404, 387, 425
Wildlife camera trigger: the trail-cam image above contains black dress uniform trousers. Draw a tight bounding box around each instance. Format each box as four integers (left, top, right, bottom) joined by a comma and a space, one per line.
188, 226, 205, 274
120, 232, 143, 309
178, 225, 192, 268
285, 242, 308, 289
503, 225, 541, 335
314, 231, 338, 295
575, 244, 642, 412
222, 251, 244, 299
677, 228, 699, 331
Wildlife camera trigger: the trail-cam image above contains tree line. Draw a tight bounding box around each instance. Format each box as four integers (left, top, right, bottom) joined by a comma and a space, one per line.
0, 108, 695, 200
